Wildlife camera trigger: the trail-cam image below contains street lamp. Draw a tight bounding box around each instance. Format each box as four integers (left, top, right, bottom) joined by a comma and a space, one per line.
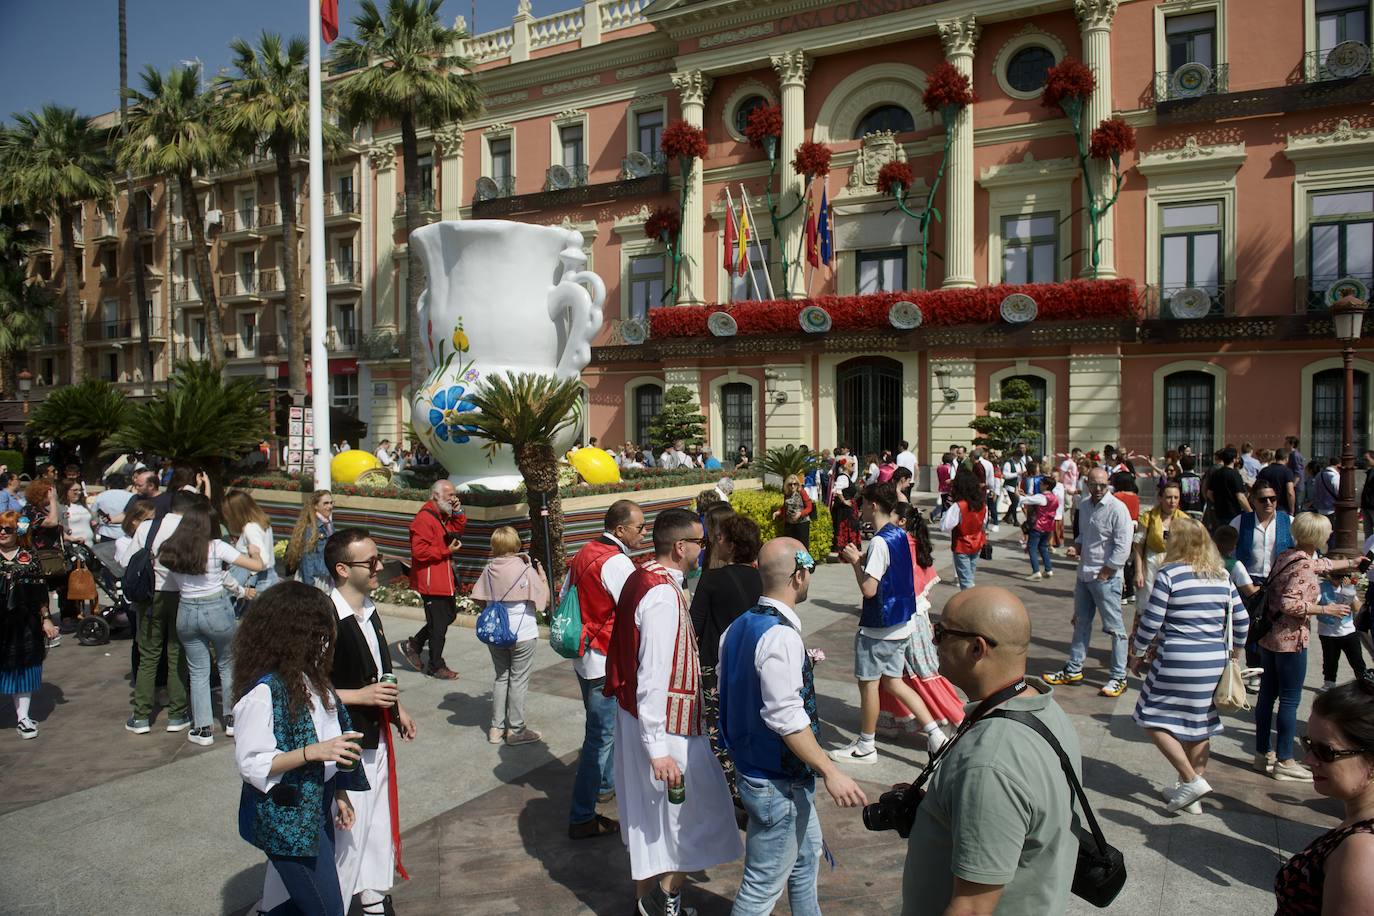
17, 369, 33, 415
1331, 294, 1367, 557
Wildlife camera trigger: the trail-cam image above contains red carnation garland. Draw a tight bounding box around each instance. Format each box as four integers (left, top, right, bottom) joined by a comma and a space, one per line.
876, 160, 915, 197
922, 62, 977, 114
1041, 57, 1097, 112
1089, 116, 1136, 164
791, 141, 832, 180
644, 207, 680, 243
744, 104, 783, 150
661, 120, 708, 161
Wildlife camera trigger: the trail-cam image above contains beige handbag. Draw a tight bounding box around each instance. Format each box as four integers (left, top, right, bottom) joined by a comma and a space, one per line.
1214, 592, 1250, 714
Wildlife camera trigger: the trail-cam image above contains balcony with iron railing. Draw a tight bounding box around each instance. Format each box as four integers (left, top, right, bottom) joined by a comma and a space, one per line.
327, 262, 361, 289
219, 208, 265, 239
219, 273, 264, 302
1142, 282, 1233, 320
473, 155, 666, 217
1298, 274, 1374, 313
1304, 44, 1374, 83
325, 192, 361, 221
85, 319, 134, 342
258, 269, 298, 298
393, 189, 439, 225
1154, 63, 1229, 103
93, 214, 119, 243
172, 279, 202, 304
545, 163, 590, 191
258, 202, 304, 230
359, 328, 403, 361
329, 327, 359, 350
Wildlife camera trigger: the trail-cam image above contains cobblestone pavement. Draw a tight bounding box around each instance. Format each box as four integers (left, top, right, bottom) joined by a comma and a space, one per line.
0, 516, 1342, 915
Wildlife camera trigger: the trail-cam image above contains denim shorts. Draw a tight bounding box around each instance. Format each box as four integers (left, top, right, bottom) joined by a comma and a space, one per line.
854, 631, 908, 680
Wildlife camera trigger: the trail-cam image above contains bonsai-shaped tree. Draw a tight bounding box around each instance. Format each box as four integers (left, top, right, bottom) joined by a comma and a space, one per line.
28, 379, 133, 482
646, 385, 706, 453
1041, 58, 1137, 277
968, 378, 1039, 455
756, 444, 817, 486
657, 120, 708, 305
452, 371, 582, 585
877, 62, 977, 290
643, 206, 682, 306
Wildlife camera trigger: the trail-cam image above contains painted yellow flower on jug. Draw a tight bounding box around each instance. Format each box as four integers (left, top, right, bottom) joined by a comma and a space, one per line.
452, 318, 469, 353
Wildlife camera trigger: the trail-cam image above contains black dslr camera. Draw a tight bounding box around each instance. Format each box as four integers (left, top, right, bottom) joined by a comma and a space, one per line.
862, 782, 923, 838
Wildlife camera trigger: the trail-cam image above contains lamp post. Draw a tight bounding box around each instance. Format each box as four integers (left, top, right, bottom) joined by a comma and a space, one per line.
17, 369, 33, 415
1331, 294, 1367, 557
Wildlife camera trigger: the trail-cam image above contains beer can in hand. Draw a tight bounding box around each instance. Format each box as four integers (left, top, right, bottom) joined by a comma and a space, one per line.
337, 731, 364, 773
668, 783, 686, 805
379, 673, 398, 686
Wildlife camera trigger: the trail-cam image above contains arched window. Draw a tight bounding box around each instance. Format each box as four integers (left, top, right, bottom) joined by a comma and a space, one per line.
1163, 371, 1216, 459
836, 357, 902, 458
720, 382, 754, 460
1001, 375, 1048, 457
854, 105, 915, 139
633, 383, 663, 448
733, 95, 769, 138
1312, 368, 1369, 462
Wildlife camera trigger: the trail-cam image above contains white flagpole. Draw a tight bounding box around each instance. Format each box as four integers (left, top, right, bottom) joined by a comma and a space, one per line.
308, 0, 332, 489
724, 187, 761, 301
739, 184, 776, 300
788, 175, 814, 293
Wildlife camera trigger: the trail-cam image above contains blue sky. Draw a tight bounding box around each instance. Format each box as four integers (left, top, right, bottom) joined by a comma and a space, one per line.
0, 0, 573, 122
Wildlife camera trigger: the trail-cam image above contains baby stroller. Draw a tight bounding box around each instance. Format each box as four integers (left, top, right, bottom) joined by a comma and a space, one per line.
67, 541, 134, 647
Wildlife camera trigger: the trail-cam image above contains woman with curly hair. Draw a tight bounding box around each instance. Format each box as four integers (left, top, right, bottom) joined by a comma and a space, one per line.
286, 491, 335, 592
232, 582, 368, 916
0, 511, 57, 738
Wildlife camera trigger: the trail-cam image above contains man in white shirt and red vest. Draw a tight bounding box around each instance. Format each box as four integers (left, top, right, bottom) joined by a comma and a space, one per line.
604, 508, 743, 916
566, 499, 645, 839
719, 537, 867, 914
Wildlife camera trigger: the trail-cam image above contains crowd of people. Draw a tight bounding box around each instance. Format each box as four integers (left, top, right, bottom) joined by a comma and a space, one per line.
3, 432, 1374, 916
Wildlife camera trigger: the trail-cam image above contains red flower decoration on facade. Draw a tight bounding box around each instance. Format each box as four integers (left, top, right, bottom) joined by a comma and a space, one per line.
644, 207, 681, 242
1041, 57, 1097, 111
743, 104, 784, 147
660, 120, 708, 160
922, 62, 977, 113
791, 141, 833, 179
876, 160, 915, 197
1089, 116, 1137, 163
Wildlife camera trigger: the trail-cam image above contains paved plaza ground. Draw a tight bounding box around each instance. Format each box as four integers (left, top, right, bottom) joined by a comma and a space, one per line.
0, 511, 1345, 915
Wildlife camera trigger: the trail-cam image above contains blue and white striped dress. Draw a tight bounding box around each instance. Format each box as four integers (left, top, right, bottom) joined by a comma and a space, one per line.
1132, 562, 1248, 739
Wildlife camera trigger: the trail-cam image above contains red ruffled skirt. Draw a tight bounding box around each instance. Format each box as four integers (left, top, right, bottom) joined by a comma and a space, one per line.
880, 674, 966, 725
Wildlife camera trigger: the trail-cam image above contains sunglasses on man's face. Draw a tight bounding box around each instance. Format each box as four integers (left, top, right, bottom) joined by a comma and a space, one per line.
1301, 736, 1369, 764
1256, 495, 1278, 504
679, 536, 710, 548
342, 556, 384, 571
932, 621, 999, 648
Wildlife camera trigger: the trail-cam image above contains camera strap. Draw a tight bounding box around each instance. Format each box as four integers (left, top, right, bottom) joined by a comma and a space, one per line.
912, 678, 1027, 791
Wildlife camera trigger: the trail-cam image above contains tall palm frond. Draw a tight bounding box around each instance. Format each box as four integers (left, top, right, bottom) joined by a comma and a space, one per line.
27, 379, 131, 479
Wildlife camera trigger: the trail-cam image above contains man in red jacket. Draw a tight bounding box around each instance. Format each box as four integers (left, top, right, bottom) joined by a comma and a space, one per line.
401, 480, 467, 679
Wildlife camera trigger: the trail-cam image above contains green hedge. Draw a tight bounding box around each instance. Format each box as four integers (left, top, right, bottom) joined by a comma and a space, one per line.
0, 451, 21, 474
729, 489, 834, 559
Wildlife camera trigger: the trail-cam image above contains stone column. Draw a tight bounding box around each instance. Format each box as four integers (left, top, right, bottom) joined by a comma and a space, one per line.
670, 69, 712, 305
436, 123, 465, 221
580, 0, 601, 47
938, 15, 979, 289
368, 144, 398, 333
770, 50, 811, 299
1075, 0, 1119, 278
512, 0, 532, 62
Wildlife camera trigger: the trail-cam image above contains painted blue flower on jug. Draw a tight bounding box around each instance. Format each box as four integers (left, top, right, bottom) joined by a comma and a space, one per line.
428, 385, 477, 444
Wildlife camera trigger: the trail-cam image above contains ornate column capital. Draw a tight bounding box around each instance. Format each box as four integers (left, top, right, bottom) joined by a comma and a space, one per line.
435, 123, 465, 156
769, 49, 812, 88
366, 144, 397, 172
670, 69, 713, 107
937, 15, 981, 60
1074, 0, 1119, 32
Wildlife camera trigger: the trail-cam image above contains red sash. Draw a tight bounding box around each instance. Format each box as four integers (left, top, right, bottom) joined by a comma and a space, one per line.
378, 708, 409, 881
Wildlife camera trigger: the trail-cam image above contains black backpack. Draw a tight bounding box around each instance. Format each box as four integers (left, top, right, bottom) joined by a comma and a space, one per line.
122, 511, 168, 605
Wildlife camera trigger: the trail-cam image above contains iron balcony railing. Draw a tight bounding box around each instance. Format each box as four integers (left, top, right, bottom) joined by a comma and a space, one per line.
85, 319, 134, 341
394, 188, 438, 211
1143, 282, 1232, 320
1154, 63, 1229, 103
327, 262, 359, 285
326, 192, 359, 216
1304, 44, 1374, 83
172, 280, 201, 303
475, 175, 517, 199
219, 274, 263, 298
545, 163, 590, 190
1300, 273, 1374, 312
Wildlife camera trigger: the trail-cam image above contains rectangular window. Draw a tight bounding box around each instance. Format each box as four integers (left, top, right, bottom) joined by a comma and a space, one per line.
417, 154, 434, 193
337, 303, 357, 348
105, 353, 119, 383
1166, 11, 1217, 70
332, 373, 359, 416
635, 109, 664, 156
41, 358, 54, 385
1164, 371, 1216, 459
99, 247, 118, 279
1309, 189, 1374, 308
192, 318, 207, 356
1313, 368, 1369, 461
240, 312, 257, 355
98, 206, 116, 236
628, 254, 667, 322
238, 192, 256, 228
857, 248, 908, 294
732, 239, 773, 302
634, 384, 663, 447
1002, 213, 1059, 284
1159, 200, 1223, 316
239, 251, 256, 293
1317, 0, 1369, 54
489, 137, 512, 182
721, 382, 755, 461
137, 191, 154, 230
560, 124, 584, 169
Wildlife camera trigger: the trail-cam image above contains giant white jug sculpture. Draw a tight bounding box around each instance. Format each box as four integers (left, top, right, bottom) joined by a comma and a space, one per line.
410, 220, 605, 490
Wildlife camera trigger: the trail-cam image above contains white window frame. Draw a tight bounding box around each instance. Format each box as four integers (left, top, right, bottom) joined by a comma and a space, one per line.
708, 370, 760, 461
992, 27, 1070, 101
549, 109, 589, 173
239, 309, 259, 357
627, 252, 669, 322
1154, 0, 1228, 78
613, 211, 670, 320
999, 212, 1061, 286
622, 375, 665, 449
625, 96, 667, 158
482, 125, 515, 188
978, 156, 1077, 284
1304, 0, 1372, 65
721, 82, 777, 144
1283, 122, 1374, 288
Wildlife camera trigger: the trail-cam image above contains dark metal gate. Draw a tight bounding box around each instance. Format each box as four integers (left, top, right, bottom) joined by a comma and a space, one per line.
721, 382, 754, 458
836, 357, 903, 458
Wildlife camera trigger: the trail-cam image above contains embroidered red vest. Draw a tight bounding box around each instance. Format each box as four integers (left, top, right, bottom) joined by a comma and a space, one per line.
603, 561, 702, 736
569, 538, 622, 656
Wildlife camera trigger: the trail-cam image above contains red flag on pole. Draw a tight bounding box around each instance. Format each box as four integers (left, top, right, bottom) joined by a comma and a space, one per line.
805, 189, 820, 269
723, 201, 737, 276
322, 0, 340, 43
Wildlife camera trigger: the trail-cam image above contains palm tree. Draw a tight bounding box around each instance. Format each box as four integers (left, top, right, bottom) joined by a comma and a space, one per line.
0, 106, 113, 384
27, 379, 132, 481
218, 33, 344, 397
455, 372, 582, 583
117, 64, 232, 372
120, 0, 154, 389
332, 0, 481, 394
0, 207, 54, 395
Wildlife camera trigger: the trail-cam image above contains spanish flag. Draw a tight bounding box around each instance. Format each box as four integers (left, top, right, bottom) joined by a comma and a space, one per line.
736, 202, 750, 277
723, 202, 737, 276
805, 189, 819, 269
322, 0, 340, 43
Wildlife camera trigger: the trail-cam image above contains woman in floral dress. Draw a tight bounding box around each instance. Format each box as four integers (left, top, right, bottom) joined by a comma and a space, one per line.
0, 511, 58, 738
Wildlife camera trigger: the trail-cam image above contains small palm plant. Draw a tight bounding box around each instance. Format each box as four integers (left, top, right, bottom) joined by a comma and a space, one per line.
756, 444, 818, 488
27, 379, 132, 481
454, 372, 582, 584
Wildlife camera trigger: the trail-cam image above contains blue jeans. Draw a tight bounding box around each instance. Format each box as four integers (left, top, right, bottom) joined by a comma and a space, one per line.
266, 777, 346, 916
1027, 530, 1053, 574
951, 552, 978, 590
1067, 574, 1127, 680
1255, 646, 1308, 760
569, 673, 617, 825
175, 590, 237, 729
732, 773, 822, 916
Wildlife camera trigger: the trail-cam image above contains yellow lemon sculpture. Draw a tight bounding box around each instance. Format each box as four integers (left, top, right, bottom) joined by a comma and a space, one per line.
569, 447, 621, 485
331, 449, 382, 485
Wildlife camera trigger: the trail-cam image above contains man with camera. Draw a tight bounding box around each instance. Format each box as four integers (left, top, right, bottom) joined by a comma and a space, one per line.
895, 587, 1083, 916
718, 537, 867, 915
400, 480, 467, 679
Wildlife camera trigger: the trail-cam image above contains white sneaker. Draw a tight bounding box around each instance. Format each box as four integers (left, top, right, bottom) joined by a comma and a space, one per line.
1043, 570, 1054, 578
827, 741, 878, 765
926, 728, 948, 754
1025, 571, 1043, 581
1272, 759, 1314, 782
1321, 681, 1335, 692
1165, 776, 1211, 813
16, 718, 37, 739
1160, 781, 1202, 814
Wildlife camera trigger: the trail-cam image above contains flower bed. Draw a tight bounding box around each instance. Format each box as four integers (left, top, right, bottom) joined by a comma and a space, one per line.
647, 279, 1139, 339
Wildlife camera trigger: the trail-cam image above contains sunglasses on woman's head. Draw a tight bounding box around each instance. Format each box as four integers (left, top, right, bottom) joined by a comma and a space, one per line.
1301, 735, 1368, 763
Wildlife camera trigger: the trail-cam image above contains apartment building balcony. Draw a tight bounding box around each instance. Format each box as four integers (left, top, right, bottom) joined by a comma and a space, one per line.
171, 219, 196, 246
259, 269, 301, 300
393, 189, 439, 226
35, 323, 66, 349
1297, 274, 1374, 314
258, 202, 305, 231
324, 192, 362, 224
219, 209, 266, 241
1304, 43, 1374, 83
327, 262, 361, 291
219, 273, 265, 304
172, 279, 202, 305
327, 327, 359, 351
92, 216, 119, 244
472, 160, 667, 218
1141, 282, 1233, 320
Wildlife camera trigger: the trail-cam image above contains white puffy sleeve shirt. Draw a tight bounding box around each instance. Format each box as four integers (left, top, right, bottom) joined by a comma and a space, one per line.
233, 680, 342, 793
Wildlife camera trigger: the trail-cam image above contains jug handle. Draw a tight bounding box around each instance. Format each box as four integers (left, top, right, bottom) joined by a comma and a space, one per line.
550, 269, 606, 379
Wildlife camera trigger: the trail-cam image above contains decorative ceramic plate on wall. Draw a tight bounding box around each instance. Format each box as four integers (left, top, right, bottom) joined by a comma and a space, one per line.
620, 318, 648, 345
1169, 287, 1214, 319
999, 293, 1038, 324
708, 311, 739, 337
889, 300, 923, 330
799, 305, 832, 333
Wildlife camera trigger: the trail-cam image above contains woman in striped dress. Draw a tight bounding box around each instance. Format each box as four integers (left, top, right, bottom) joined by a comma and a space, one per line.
1128, 516, 1248, 815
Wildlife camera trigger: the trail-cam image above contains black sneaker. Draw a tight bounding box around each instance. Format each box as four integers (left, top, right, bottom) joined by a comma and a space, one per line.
188, 726, 214, 747
222, 714, 235, 737
637, 883, 693, 916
